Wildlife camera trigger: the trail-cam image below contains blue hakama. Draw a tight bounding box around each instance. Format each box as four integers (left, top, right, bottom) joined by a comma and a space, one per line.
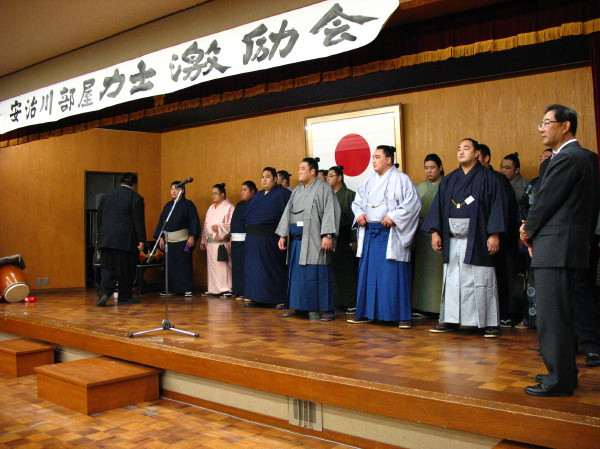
355, 223, 412, 321
244, 229, 288, 304
231, 240, 246, 296
287, 224, 333, 312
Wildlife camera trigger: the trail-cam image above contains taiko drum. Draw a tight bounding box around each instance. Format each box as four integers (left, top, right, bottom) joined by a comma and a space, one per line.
0, 265, 30, 302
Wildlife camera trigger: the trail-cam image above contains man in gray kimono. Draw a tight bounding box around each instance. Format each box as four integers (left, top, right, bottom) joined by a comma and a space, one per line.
277, 157, 341, 321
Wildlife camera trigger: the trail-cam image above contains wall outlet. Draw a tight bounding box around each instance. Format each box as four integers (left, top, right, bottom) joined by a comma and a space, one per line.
36, 278, 42, 286
43, 278, 49, 286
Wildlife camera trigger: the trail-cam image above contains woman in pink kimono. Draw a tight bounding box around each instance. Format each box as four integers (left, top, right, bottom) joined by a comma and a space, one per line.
200, 183, 235, 296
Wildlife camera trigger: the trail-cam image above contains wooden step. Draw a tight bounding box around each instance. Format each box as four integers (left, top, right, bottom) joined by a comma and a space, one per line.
35, 356, 161, 415
0, 338, 54, 377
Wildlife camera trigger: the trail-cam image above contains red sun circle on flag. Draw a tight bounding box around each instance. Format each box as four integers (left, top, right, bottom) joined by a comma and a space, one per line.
334, 133, 371, 176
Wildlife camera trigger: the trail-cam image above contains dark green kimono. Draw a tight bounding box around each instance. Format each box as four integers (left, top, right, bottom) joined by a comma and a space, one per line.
332, 185, 357, 309
412, 179, 443, 313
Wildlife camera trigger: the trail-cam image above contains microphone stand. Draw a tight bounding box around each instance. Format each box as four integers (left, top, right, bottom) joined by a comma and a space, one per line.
129, 187, 199, 338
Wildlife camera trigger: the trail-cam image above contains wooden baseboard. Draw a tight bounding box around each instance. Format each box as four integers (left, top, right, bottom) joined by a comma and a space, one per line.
162, 389, 405, 449
492, 441, 548, 449
29, 287, 88, 295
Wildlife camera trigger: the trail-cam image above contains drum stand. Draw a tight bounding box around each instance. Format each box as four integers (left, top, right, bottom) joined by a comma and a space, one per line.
129, 188, 198, 338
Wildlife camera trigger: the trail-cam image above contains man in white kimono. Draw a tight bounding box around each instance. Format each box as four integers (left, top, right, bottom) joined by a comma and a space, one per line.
277, 157, 341, 321
348, 145, 421, 328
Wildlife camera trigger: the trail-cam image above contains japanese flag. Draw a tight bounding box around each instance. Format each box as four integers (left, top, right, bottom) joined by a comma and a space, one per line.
309, 108, 399, 191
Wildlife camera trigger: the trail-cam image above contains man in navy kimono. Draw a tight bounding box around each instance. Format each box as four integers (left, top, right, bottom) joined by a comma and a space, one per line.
423, 138, 505, 337
244, 167, 291, 307
477, 144, 521, 328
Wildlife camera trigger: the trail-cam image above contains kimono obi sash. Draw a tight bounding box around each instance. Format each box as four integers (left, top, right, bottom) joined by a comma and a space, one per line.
247, 223, 278, 237
166, 228, 189, 242
231, 233, 246, 242
365, 201, 388, 222
449, 218, 470, 239
289, 223, 303, 240
207, 235, 229, 243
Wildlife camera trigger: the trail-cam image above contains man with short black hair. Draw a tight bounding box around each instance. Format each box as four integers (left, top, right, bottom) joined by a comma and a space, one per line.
277, 170, 292, 190
500, 153, 529, 201
424, 138, 506, 338
477, 144, 521, 328
521, 104, 598, 396
349, 145, 421, 328
97, 172, 146, 306
277, 158, 340, 321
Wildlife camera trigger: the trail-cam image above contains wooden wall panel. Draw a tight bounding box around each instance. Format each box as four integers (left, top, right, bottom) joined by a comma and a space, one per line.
0, 66, 595, 290
162, 66, 597, 290
0, 129, 161, 289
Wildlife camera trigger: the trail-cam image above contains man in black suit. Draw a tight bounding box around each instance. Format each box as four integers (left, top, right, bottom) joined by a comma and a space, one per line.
97, 172, 146, 306
520, 104, 597, 397
536, 128, 600, 367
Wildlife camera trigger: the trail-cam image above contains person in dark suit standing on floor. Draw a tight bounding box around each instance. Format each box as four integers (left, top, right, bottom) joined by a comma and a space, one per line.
520, 104, 597, 397
97, 172, 146, 306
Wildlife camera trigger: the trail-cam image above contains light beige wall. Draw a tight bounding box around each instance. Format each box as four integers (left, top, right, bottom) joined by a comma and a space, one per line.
0, 0, 323, 101
0, 129, 161, 288
161, 66, 597, 289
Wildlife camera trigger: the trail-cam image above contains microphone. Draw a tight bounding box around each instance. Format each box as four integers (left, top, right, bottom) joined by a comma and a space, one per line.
175, 177, 193, 188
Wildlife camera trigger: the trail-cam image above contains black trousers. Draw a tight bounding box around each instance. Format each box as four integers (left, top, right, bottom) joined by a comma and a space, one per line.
99, 248, 137, 300
573, 269, 600, 354
573, 243, 600, 354
534, 267, 579, 392
495, 249, 510, 320
496, 247, 526, 322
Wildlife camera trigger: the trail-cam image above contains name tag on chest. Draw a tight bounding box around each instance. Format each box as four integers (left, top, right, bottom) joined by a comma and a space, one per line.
457, 196, 475, 208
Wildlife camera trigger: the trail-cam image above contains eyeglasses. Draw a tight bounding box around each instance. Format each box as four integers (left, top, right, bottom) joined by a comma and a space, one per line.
537, 120, 563, 130
326, 174, 339, 178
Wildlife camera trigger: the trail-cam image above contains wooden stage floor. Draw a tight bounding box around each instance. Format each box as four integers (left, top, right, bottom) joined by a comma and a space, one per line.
0, 290, 599, 448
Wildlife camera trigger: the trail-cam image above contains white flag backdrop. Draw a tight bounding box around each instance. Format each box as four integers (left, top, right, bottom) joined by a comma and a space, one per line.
306, 105, 402, 191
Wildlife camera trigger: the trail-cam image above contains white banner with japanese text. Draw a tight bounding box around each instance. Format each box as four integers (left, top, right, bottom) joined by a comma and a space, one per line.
0, 0, 398, 134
